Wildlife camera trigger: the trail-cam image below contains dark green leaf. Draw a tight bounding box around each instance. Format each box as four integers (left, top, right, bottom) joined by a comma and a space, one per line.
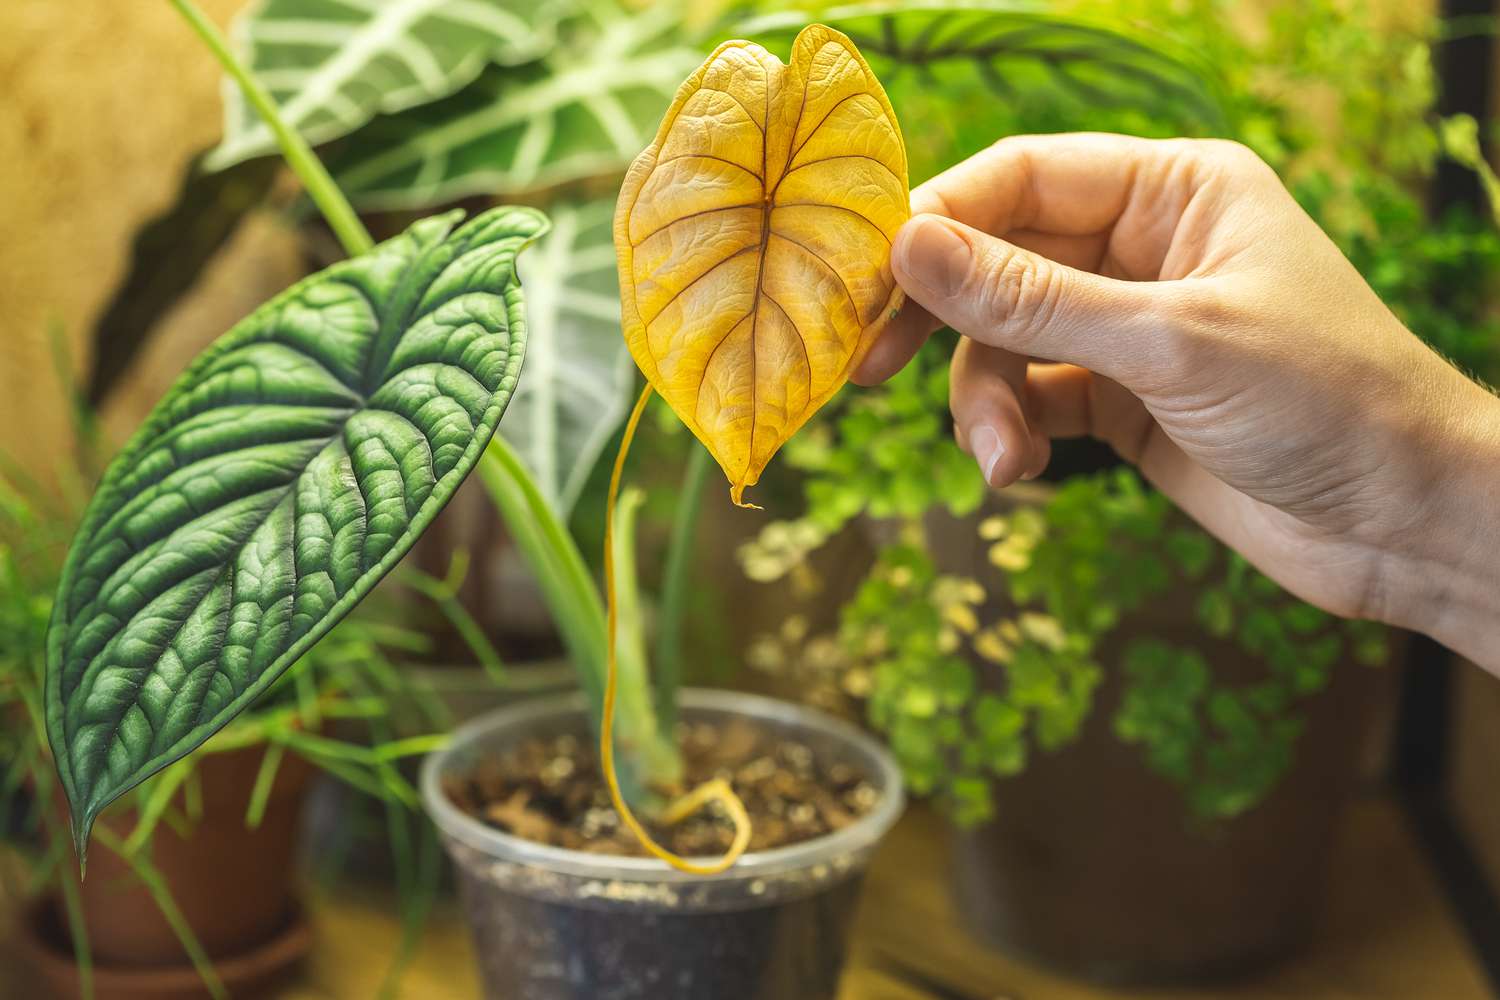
737, 2, 1227, 133
46, 206, 549, 857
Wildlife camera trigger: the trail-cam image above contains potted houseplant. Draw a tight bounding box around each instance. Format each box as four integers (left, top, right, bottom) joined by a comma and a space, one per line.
738, 0, 1500, 986
98, 0, 1237, 712
2, 423, 448, 999
748, 448, 1393, 983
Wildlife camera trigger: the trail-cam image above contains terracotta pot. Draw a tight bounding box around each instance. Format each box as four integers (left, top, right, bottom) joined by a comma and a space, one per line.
17, 897, 310, 1000
922, 488, 1398, 985
37, 741, 314, 980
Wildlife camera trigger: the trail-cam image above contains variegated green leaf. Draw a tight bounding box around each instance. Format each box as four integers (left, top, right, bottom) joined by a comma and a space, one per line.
327, 0, 701, 208
500, 200, 632, 516
46, 206, 549, 856
207, 0, 567, 171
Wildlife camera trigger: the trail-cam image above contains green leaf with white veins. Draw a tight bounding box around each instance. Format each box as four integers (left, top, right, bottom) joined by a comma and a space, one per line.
501, 200, 633, 516
206, 0, 566, 171
326, 0, 701, 208
46, 206, 549, 857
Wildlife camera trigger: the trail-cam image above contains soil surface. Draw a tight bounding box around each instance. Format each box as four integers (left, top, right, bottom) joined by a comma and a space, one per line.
443, 719, 880, 856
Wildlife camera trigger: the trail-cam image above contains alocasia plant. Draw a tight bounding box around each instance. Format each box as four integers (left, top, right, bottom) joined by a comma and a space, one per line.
46, 205, 548, 856
206, 0, 565, 170
597, 23, 910, 872
503, 199, 635, 516
328, 0, 702, 209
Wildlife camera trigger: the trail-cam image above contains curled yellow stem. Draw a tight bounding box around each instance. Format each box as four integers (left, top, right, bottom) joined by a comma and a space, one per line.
602, 385, 753, 875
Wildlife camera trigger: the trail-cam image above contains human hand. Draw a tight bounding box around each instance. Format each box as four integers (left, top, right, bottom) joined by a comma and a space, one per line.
854, 133, 1500, 668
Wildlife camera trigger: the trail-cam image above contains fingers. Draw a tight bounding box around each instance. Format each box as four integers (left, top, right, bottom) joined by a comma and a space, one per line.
851, 227, 1116, 386
893, 215, 1169, 383
851, 298, 939, 385
1016, 362, 1263, 558
949, 339, 1047, 487
911, 133, 1184, 245
858, 133, 1213, 385
1025, 364, 1155, 460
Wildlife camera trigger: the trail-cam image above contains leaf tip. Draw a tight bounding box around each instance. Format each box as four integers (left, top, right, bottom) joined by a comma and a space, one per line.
729, 484, 763, 511
70, 808, 95, 877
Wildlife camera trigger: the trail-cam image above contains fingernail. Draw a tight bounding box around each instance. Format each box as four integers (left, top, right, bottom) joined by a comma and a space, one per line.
897, 217, 971, 299
970, 425, 1004, 485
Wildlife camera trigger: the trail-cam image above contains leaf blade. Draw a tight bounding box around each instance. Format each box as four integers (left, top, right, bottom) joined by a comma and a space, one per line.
326, 3, 703, 208
735, 2, 1228, 136
207, 0, 567, 170
46, 205, 549, 857
501, 199, 634, 515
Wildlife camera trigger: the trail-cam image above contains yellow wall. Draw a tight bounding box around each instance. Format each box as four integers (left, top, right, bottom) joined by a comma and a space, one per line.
0, 0, 300, 484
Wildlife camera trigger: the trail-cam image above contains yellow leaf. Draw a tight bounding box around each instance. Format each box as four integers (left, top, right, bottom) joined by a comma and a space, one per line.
615, 24, 910, 506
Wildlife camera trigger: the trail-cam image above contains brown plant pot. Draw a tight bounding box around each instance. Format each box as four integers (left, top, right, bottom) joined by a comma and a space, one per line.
923, 488, 1397, 985
17, 897, 311, 1000
28, 741, 315, 992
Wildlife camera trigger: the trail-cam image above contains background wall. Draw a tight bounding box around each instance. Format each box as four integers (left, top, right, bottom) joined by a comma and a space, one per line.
0, 0, 299, 484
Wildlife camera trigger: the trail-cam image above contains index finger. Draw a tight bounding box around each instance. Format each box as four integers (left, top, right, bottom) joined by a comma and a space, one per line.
913, 131, 1176, 238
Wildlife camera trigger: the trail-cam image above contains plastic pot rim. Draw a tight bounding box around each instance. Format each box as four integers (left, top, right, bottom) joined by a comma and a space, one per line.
420, 687, 905, 884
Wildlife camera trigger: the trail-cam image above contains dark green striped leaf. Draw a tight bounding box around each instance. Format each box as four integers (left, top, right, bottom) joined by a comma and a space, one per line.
46, 206, 549, 856
737, 3, 1228, 133
327, 1, 701, 208
207, 0, 565, 170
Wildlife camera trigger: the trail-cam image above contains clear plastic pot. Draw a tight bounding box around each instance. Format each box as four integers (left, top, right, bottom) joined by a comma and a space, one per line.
421, 688, 904, 1000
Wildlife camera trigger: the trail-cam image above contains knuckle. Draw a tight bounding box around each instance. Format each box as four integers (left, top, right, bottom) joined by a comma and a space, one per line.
1200, 138, 1257, 164
1196, 138, 1276, 181
972, 245, 1062, 346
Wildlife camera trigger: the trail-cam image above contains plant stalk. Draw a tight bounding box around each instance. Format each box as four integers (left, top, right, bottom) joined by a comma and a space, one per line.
653, 444, 710, 738
167, 0, 374, 258
479, 437, 607, 717
478, 437, 679, 795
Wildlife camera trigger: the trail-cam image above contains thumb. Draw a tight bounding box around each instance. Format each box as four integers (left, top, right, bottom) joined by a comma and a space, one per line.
892, 214, 1168, 381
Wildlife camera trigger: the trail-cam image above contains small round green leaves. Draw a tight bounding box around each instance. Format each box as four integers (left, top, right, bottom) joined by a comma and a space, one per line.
46, 206, 549, 858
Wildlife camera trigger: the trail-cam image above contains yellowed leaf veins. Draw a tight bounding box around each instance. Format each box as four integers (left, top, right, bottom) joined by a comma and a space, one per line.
614, 24, 910, 505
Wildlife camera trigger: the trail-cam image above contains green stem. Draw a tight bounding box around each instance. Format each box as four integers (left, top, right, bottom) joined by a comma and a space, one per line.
399, 565, 508, 683
479, 437, 607, 718
478, 436, 680, 792
653, 445, 710, 738
94, 827, 227, 1000
167, 0, 374, 258
45, 812, 93, 1000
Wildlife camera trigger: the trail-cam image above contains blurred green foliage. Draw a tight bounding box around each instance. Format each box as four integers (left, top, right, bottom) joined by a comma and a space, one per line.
818, 471, 1387, 824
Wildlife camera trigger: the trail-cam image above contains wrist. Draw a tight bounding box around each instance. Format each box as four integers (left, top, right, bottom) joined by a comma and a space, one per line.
1375, 374, 1500, 670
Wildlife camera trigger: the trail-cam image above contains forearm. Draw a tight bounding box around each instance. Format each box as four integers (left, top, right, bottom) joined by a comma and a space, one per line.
1379, 378, 1500, 673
